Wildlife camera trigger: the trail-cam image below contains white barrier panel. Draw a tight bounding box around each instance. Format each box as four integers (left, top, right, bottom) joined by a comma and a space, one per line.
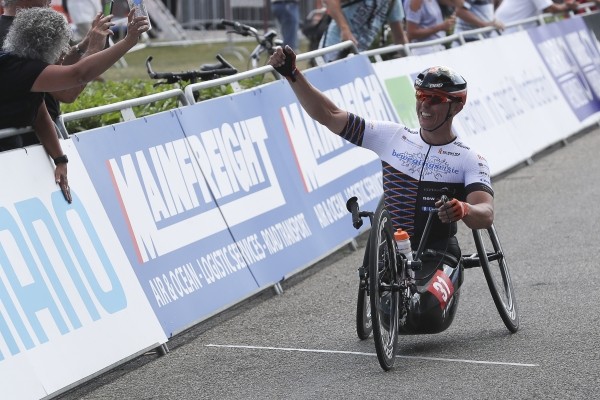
0, 142, 166, 399
371, 16, 600, 176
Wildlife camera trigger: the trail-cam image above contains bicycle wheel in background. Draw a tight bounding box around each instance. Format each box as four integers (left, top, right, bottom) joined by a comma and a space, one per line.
368, 204, 399, 371
473, 224, 520, 333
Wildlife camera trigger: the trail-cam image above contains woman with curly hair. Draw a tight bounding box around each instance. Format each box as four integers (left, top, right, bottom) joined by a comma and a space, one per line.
0, 6, 148, 202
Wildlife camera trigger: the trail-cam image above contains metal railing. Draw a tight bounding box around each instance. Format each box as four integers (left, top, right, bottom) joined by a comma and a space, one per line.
183, 41, 357, 103
56, 89, 189, 137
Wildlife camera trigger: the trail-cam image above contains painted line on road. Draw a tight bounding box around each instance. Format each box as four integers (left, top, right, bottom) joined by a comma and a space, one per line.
205, 344, 539, 367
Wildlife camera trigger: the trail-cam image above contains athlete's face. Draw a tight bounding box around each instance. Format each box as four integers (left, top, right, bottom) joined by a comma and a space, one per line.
415, 90, 462, 131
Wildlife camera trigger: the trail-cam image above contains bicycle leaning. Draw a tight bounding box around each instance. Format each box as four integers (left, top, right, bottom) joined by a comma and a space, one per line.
145, 53, 238, 88
347, 192, 519, 371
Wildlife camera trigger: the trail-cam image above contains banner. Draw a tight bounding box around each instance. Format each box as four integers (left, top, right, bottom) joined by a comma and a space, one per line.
371, 23, 589, 175
176, 55, 387, 287
528, 15, 600, 127
0, 142, 166, 399
71, 112, 262, 336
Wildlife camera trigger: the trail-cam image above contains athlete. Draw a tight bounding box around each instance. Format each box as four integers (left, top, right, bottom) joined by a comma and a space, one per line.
268, 46, 495, 332
268, 45, 493, 254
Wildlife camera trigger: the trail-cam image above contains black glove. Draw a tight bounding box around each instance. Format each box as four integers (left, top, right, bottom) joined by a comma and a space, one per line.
273, 45, 298, 82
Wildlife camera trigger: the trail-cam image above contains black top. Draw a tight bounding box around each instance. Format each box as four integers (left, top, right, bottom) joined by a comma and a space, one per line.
0, 52, 48, 129
0, 15, 13, 42
0, 14, 61, 121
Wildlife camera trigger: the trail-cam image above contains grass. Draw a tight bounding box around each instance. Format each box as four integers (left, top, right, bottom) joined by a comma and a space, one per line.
103, 38, 314, 82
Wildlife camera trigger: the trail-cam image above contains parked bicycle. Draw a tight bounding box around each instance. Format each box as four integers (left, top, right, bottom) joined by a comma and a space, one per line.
220, 19, 283, 70
145, 54, 238, 88
347, 192, 519, 371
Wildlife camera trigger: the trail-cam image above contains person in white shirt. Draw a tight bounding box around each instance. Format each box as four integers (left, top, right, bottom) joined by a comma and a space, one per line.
65, 0, 103, 41
495, 0, 578, 34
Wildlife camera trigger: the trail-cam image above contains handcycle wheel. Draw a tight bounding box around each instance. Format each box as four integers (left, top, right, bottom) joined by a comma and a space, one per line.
356, 240, 372, 340
368, 203, 399, 370
472, 224, 520, 333
356, 285, 372, 340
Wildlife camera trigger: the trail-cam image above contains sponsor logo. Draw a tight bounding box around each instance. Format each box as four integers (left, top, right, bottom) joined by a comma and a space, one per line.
109, 116, 286, 263
438, 148, 460, 156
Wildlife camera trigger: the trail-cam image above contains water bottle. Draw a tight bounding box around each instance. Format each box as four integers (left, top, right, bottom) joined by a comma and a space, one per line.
394, 229, 413, 261
128, 0, 152, 31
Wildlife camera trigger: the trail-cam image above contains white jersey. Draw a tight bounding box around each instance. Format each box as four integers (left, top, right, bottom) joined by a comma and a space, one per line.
340, 113, 493, 244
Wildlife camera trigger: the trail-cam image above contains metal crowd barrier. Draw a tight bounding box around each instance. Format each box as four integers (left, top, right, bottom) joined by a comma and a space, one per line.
56, 89, 189, 137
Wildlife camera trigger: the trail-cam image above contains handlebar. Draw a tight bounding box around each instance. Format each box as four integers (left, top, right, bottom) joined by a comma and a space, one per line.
146, 54, 238, 86
346, 196, 363, 229
221, 19, 259, 38
414, 189, 452, 261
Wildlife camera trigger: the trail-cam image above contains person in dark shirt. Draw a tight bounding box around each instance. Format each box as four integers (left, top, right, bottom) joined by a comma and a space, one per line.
1, 0, 110, 123
0, 6, 149, 202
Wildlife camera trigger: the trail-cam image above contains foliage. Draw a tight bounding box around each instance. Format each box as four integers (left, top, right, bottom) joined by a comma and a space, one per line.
59, 39, 312, 132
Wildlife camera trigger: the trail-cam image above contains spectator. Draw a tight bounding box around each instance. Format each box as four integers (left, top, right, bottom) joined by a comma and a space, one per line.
1, 0, 110, 121
494, 0, 578, 34
0, 7, 148, 202
454, 0, 504, 42
302, 0, 327, 52
271, 0, 300, 52
404, 0, 463, 55
319, 0, 408, 62
63, 0, 103, 42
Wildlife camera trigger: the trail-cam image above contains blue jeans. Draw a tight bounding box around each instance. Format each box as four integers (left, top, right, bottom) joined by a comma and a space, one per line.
271, 1, 300, 51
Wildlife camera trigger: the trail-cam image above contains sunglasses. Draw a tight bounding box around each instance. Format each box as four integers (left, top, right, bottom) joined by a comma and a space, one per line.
415, 90, 458, 105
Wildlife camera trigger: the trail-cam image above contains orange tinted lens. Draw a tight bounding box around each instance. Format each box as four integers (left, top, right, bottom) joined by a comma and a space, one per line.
415, 90, 451, 105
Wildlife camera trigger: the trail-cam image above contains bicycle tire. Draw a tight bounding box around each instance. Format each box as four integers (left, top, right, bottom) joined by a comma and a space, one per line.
473, 224, 520, 333
356, 285, 372, 340
356, 240, 372, 340
368, 204, 399, 370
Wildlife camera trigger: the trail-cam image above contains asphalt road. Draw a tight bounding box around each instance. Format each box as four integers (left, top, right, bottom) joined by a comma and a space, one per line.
57, 126, 600, 400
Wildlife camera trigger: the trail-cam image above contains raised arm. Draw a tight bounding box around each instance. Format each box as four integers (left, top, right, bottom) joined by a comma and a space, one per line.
31, 11, 148, 93
51, 12, 115, 103
268, 46, 348, 134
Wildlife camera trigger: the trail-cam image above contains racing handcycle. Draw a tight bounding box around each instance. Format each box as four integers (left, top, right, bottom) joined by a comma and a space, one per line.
346, 193, 519, 371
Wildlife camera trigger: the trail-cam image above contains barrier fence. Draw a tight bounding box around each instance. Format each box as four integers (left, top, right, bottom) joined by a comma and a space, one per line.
1, 10, 600, 400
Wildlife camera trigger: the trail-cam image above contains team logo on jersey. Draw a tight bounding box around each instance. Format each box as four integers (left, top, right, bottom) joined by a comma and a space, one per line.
438, 148, 460, 156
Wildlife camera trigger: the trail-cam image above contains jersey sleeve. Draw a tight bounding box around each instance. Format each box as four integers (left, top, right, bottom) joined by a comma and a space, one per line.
339, 113, 408, 155
463, 149, 494, 197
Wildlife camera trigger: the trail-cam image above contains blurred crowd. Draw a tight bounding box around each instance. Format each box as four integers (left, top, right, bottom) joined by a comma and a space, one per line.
301, 0, 600, 58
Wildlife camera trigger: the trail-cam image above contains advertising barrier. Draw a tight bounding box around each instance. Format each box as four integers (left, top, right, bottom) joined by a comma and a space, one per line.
0, 142, 167, 399
70, 55, 385, 337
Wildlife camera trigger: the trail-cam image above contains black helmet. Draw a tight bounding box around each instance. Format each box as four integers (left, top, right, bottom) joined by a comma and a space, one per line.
414, 66, 467, 104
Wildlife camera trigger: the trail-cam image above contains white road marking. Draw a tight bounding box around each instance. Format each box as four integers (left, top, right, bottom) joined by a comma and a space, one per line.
205, 344, 539, 367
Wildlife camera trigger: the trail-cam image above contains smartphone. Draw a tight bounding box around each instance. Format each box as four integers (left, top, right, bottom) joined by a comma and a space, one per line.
103, 0, 114, 16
